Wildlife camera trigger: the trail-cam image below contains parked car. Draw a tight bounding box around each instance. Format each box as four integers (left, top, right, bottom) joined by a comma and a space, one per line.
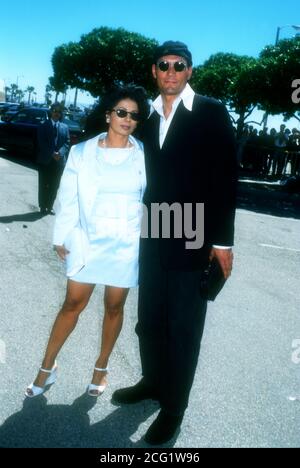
63, 115, 85, 145
0, 102, 20, 118
1, 104, 29, 122
0, 107, 85, 160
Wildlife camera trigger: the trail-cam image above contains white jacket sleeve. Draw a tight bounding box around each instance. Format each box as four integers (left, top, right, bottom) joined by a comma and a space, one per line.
53, 144, 82, 246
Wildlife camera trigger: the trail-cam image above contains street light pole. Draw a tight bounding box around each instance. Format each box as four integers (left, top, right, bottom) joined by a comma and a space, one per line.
275, 26, 281, 46
16, 75, 24, 87
275, 24, 300, 45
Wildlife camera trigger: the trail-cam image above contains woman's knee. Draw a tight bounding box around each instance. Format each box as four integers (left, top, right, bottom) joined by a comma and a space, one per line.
104, 287, 128, 318
61, 297, 87, 315
104, 300, 124, 318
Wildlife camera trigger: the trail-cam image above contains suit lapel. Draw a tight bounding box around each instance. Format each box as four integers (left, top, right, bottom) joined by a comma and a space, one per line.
160, 101, 191, 152
145, 102, 193, 156
144, 111, 160, 153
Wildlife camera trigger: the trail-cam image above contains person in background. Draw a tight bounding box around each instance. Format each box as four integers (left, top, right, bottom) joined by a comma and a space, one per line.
273, 124, 289, 178
37, 103, 70, 215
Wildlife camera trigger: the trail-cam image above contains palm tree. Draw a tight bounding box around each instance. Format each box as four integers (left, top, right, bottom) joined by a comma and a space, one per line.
15, 89, 25, 103
45, 84, 53, 105
10, 84, 19, 102
26, 86, 35, 105
5, 86, 10, 101
49, 76, 67, 104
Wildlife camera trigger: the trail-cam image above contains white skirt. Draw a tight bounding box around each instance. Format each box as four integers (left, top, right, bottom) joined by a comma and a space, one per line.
69, 217, 141, 288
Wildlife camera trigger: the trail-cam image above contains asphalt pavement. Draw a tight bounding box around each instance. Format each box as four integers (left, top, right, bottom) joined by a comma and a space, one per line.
0, 151, 299, 448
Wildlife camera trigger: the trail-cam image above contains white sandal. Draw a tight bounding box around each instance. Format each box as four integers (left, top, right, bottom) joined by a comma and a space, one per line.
25, 361, 57, 398
87, 367, 108, 397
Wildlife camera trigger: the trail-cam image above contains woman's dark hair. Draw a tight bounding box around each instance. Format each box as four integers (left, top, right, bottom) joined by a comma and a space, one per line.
84, 84, 150, 139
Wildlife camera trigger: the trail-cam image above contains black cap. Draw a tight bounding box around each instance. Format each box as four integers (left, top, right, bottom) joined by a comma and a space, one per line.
153, 41, 193, 67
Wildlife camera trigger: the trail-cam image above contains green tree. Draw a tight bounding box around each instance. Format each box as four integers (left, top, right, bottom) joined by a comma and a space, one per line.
15, 89, 25, 103
51, 27, 158, 97
5, 86, 10, 101
51, 42, 80, 93
254, 37, 300, 122
8, 84, 19, 102
191, 53, 258, 136
49, 75, 68, 103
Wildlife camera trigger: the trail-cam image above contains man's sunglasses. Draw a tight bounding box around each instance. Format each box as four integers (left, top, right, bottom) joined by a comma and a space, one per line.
111, 108, 140, 121
157, 61, 188, 72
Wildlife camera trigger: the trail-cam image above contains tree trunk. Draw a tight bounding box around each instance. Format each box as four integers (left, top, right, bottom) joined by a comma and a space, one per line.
73, 88, 78, 109
262, 111, 269, 130
236, 111, 245, 139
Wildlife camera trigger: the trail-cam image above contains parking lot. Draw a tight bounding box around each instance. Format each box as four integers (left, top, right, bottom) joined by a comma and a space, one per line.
0, 152, 299, 448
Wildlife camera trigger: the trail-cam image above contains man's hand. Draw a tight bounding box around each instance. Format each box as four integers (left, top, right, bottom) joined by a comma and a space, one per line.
210, 248, 233, 279
53, 152, 61, 161
54, 245, 70, 261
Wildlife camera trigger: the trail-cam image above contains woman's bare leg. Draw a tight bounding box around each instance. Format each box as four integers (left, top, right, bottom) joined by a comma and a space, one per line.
89, 286, 129, 392
28, 280, 95, 392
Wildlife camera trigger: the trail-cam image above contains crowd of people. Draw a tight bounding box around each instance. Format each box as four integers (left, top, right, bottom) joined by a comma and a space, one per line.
237, 124, 300, 179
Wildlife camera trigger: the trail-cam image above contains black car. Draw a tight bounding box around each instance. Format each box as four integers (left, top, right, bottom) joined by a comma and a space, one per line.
0, 102, 20, 118
0, 107, 85, 160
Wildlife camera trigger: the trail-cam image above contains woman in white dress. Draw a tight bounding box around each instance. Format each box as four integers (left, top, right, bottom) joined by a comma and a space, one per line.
25, 85, 149, 398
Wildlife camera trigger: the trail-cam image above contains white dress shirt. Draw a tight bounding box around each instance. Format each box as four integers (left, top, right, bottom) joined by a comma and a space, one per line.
151, 83, 195, 148
151, 84, 231, 251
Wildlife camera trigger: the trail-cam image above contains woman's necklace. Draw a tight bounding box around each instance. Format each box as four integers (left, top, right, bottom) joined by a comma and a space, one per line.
101, 137, 132, 149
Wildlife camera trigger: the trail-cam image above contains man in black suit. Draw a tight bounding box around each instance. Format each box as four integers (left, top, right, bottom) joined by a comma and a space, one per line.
113, 41, 237, 445
37, 104, 70, 215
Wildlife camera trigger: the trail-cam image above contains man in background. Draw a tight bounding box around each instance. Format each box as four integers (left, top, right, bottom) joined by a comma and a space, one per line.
37, 104, 70, 215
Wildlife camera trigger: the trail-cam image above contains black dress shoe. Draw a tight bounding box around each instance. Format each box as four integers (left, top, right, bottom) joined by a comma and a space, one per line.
112, 379, 158, 404
48, 209, 55, 216
144, 410, 183, 445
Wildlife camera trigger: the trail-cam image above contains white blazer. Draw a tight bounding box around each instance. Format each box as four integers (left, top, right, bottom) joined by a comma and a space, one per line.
53, 133, 147, 276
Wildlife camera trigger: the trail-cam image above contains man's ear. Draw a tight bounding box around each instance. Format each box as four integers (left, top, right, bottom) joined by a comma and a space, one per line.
152, 64, 157, 80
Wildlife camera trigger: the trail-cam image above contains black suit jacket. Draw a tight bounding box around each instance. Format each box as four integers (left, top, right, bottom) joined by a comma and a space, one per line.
37, 120, 70, 166
140, 94, 237, 270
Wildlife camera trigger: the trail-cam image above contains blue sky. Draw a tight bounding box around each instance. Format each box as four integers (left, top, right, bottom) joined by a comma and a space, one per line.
0, 0, 299, 127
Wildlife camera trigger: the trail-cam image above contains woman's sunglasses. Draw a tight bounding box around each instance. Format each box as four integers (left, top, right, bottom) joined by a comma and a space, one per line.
111, 108, 140, 122
157, 60, 188, 72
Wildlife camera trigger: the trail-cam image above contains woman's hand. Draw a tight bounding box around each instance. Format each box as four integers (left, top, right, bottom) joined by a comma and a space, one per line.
54, 245, 70, 261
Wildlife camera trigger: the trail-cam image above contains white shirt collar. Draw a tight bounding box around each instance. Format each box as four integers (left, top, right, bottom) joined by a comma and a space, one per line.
51, 119, 59, 126
151, 83, 195, 116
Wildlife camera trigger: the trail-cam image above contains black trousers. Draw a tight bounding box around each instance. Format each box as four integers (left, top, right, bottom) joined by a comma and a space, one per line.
136, 242, 208, 417
38, 160, 63, 211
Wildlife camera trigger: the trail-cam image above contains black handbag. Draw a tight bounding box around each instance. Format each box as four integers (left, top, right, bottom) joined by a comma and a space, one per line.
199, 257, 227, 301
